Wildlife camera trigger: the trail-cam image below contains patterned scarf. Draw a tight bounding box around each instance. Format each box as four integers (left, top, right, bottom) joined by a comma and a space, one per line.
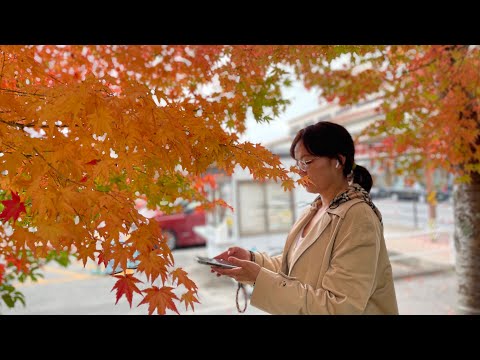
312, 183, 382, 223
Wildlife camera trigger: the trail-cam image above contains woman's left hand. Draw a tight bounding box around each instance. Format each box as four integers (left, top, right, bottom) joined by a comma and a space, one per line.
211, 256, 261, 283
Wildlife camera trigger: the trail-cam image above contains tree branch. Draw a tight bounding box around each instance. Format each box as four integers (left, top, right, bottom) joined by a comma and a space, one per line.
32, 146, 71, 186
0, 87, 47, 98
0, 116, 74, 129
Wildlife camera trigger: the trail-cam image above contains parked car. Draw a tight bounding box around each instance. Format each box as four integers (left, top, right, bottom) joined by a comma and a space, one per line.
390, 188, 421, 201
387, 183, 423, 201
103, 200, 206, 275
134, 198, 207, 249
435, 188, 451, 202
370, 186, 391, 199
154, 201, 207, 249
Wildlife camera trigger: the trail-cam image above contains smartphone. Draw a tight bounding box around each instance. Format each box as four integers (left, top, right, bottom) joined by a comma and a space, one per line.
195, 256, 237, 269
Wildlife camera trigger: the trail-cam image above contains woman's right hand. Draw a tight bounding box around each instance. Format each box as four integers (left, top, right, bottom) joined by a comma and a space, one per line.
212, 246, 252, 277
214, 246, 250, 261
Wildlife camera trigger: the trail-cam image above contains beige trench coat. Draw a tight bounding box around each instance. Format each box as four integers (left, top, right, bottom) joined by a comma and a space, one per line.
250, 198, 399, 314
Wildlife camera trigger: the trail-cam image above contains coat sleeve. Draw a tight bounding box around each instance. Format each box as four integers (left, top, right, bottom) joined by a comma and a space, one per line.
253, 251, 283, 273
250, 204, 381, 314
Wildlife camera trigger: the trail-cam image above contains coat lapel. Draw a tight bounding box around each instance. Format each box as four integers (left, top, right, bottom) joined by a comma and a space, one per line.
288, 211, 332, 272
280, 206, 317, 274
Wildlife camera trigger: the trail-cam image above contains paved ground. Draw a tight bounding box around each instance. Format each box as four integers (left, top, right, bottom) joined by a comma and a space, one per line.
2, 226, 458, 315
1, 215, 459, 315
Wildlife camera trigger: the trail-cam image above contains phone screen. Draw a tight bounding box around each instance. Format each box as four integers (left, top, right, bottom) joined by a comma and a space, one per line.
196, 256, 237, 269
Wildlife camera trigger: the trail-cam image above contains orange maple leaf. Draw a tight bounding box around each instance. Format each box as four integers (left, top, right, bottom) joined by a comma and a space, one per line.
135, 251, 169, 283
0, 191, 26, 224
76, 244, 97, 267
171, 268, 198, 292
138, 286, 179, 315
180, 290, 200, 311
111, 273, 143, 307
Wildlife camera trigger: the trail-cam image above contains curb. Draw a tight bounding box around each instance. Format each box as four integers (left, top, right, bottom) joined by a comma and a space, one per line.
389, 250, 455, 280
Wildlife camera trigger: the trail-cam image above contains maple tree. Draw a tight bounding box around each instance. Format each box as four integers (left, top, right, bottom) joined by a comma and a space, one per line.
1, 45, 478, 314
0, 45, 313, 314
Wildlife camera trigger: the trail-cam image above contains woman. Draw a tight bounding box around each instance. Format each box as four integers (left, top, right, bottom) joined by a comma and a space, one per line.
212, 121, 399, 314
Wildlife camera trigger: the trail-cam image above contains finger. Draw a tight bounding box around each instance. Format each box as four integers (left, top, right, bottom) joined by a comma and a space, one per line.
212, 266, 241, 278
213, 250, 228, 260
227, 256, 246, 267
227, 246, 241, 256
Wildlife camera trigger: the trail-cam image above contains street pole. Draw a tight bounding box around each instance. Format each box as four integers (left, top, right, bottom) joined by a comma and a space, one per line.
413, 198, 418, 228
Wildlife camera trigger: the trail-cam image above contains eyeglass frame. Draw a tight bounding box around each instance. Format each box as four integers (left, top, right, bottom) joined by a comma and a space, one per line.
295, 157, 321, 171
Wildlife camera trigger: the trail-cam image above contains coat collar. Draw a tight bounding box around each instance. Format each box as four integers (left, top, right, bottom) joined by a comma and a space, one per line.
311, 183, 382, 222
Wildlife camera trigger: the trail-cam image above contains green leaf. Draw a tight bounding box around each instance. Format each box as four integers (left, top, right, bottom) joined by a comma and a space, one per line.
16, 296, 26, 307
95, 184, 111, 192
2, 285, 15, 292
2, 294, 15, 308
46, 250, 71, 267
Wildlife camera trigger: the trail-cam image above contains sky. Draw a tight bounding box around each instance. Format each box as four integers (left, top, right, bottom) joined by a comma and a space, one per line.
241, 80, 322, 145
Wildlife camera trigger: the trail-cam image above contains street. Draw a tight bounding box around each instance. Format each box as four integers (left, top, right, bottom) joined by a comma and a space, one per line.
375, 198, 453, 230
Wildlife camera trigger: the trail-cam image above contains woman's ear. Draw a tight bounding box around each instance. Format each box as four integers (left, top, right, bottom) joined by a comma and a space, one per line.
337, 154, 346, 168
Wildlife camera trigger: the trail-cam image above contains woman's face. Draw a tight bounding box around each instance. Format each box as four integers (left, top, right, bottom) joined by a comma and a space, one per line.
294, 140, 340, 194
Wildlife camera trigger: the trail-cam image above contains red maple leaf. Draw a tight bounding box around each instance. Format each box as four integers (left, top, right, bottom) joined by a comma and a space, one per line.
0, 264, 5, 284
85, 159, 101, 165
0, 191, 26, 224
138, 286, 179, 315
111, 273, 143, 307
97, 251, 107, 267
5, 256, 28, 272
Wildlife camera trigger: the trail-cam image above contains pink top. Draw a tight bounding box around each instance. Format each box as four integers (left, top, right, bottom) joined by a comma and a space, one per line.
287, 223, 307, 267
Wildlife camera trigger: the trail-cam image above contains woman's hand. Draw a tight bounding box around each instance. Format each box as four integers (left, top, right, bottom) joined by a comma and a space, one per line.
213, 246, 250, 261
211, 255, 261, 283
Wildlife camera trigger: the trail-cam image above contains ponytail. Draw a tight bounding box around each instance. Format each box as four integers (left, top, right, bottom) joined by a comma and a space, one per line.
352, 164, 373, 193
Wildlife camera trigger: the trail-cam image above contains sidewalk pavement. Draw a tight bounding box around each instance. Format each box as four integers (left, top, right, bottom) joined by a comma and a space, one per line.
383, 223, 455, 277
383, 223, 458, 315
185, 223, 458, 315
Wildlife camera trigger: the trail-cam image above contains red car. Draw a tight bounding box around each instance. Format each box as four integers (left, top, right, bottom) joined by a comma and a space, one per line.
154, 202, 207, 249
136, 198, 207, 249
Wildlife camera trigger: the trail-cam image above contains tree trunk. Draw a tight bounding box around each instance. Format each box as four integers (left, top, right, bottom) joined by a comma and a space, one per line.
454, 172, 480, 314
425, 167, 437, 225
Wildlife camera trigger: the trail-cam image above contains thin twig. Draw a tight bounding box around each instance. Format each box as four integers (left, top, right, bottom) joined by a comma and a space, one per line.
32, 146, 70, 184
0, 87, 47, 98
0, 52, 5, 84
0, 116, 75, 129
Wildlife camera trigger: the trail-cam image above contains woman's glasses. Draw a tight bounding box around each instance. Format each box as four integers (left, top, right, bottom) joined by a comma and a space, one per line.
296, 157, 320, 171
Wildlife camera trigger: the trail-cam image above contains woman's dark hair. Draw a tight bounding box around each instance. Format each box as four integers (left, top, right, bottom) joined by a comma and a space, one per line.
289, 121, 373, 193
